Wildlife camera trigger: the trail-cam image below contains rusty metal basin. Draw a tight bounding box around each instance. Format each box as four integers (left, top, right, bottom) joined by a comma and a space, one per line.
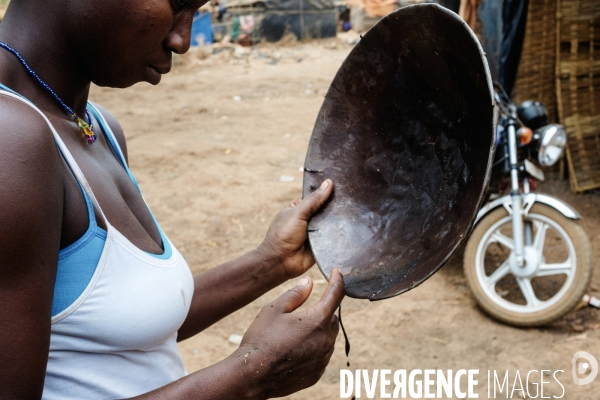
303, 4, 495, 300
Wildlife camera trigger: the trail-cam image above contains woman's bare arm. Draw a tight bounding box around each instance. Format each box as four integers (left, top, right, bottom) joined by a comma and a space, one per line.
0, 100, 64, 398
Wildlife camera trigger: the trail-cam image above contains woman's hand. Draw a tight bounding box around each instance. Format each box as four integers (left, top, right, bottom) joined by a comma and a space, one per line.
146, 270, 345, 399
235, 269, 345, 398
258, 179, 333, 280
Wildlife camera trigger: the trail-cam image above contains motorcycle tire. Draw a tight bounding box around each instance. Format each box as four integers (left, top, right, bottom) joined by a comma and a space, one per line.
463, 204, 592, 327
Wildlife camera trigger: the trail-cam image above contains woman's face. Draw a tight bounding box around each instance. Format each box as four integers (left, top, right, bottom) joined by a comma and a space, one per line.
63, 0, 206, 88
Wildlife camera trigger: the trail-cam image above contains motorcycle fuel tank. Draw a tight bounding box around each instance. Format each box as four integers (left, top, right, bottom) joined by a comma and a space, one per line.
303, 4, 495, 300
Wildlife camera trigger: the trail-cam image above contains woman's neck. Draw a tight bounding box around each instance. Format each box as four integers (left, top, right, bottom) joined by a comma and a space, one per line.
0, 1, 91, 117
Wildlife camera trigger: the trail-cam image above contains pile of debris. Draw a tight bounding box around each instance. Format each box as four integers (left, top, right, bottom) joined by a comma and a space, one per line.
174, 34, 355, 68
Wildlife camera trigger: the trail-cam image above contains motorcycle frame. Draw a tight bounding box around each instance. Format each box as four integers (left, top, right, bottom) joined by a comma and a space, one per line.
506, 122, 527, 266
475, 119, 579, 264
479, 87, 579, 269
475, 192, 580, 225
476, 126, 580, 249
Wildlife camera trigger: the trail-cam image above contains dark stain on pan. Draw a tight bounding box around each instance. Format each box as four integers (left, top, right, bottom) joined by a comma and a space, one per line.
303, 4, 495, 300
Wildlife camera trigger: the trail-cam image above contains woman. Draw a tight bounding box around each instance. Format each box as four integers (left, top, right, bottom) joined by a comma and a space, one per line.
0, 0, 344, 398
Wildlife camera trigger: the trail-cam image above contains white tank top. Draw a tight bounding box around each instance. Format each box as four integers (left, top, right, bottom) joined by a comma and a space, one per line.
0, 90, 195, 399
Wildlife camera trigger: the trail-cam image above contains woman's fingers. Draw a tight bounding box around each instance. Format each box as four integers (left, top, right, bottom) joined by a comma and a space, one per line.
296, 241, 314, 270
294, 179, 333, 221
257, 179, 333, 280
271, 269, 344, 318
241, 271, 344, 398
287, 198, 301, 208
272, 276, 314, 314
311, 268, 345, 320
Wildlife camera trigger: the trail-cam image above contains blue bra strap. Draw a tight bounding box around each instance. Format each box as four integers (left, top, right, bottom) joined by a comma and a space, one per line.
87, 104, 141, 191
0, 82, 14, 93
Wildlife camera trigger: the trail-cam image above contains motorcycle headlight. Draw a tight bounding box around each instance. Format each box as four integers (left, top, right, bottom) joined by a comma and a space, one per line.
532, 124, 567, 167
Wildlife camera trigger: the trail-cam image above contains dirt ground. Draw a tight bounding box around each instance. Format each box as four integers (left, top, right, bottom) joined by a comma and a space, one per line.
90, 39, 600, 399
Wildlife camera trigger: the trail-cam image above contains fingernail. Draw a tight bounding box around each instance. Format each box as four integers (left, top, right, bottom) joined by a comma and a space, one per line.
320, 180, 329, 190
298, 277, 310, 287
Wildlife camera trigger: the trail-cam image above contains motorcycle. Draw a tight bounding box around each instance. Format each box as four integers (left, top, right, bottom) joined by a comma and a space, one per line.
463, 84, 593, 327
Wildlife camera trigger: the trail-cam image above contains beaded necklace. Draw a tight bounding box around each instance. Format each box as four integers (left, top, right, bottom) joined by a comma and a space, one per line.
0, 41, 96, 143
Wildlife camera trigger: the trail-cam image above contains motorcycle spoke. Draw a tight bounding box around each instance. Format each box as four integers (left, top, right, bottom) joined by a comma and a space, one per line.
533, 220, 549, 254
489, 231, 514, 250
536, 260, 573, 277
517, 277, 540, 307
486, 260, 510, 289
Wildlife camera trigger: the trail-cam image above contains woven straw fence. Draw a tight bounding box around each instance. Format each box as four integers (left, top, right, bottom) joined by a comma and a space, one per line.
556, 0, 600, 192
514, 0, 559, 123
513, 0, 565, 180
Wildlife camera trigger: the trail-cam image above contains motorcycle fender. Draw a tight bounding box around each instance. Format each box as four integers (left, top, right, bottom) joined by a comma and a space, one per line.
474, 193, 581, 225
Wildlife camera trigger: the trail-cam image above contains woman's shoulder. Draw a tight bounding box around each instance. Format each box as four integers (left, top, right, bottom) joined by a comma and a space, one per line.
0, 93, 64, 223
0, 93, 59, 166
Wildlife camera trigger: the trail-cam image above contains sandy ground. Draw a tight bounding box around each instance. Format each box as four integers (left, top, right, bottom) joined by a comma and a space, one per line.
90, 39, 600, 399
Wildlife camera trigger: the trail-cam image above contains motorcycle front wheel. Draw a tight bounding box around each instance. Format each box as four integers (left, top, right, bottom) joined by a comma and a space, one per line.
464, 204, 593, 327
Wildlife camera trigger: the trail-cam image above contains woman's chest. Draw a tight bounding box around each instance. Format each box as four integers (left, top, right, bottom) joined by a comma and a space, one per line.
59, 129, 165, 255
52, 233, 194, 350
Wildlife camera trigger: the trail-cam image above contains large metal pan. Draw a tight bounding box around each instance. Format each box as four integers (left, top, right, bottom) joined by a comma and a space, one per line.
303, 4, 495, 300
